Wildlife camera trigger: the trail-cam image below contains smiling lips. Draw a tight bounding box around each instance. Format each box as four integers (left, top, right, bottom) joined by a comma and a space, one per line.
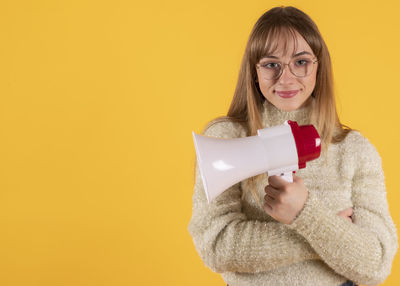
276, 90, 299, 98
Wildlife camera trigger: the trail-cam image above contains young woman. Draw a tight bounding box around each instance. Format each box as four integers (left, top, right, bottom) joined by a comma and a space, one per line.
188, 6, 398, 286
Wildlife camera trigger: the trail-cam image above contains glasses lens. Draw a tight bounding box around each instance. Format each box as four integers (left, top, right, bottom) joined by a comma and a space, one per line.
258, 62, 281, 80
290, 57, 315, 77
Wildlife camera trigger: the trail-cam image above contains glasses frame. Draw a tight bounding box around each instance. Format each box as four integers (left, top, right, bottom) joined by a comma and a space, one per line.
256, 56, 318, 80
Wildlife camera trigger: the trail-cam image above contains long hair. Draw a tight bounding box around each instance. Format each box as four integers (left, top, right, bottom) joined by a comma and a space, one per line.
199, 6, 353, 203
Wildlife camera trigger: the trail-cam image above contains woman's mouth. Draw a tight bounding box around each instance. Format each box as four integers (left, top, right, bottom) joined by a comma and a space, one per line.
275, 90, 299, 98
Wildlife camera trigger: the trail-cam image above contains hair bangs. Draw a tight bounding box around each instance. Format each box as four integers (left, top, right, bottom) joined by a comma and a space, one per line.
253, 26, 300, 64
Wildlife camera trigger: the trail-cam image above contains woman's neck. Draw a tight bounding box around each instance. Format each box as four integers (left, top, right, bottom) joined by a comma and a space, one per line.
260, 99, 313, 128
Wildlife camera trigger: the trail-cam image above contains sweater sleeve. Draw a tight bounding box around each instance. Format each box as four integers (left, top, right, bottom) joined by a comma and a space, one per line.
286, 132, 398, 286
188, 120, 321, 274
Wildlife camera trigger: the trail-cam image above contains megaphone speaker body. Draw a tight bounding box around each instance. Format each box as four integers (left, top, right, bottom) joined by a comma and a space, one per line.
193, 120, 321, 203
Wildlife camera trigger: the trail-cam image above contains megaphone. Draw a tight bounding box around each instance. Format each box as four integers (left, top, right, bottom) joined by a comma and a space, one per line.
192, 120, 321, 203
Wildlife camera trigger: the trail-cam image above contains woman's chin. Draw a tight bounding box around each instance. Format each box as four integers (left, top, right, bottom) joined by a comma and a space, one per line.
275, 96, 311, 111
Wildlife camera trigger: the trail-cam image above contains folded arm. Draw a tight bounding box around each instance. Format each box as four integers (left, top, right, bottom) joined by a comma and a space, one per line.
286, 133, 398, 286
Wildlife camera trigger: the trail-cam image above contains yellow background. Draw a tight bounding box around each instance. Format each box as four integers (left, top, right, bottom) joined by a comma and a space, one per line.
1, 0, 399, 285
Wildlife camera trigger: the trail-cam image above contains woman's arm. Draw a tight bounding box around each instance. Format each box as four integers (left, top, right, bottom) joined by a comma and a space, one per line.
188, 165, 321, 273
286, 133, 398, 285
188, 121, 321, 274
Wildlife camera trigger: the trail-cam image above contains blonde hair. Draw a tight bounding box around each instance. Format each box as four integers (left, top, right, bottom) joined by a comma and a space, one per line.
197, 6, 354, 203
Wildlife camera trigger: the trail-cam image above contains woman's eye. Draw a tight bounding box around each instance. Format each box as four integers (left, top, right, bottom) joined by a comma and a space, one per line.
295, 59, 310, 66
262, 62, 279, 69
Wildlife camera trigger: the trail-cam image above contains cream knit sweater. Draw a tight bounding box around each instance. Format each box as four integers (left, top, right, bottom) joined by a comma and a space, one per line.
188, 99, 398, 286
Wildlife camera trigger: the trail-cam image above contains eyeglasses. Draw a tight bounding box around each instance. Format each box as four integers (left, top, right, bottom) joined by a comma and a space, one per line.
256, 56, 318, 80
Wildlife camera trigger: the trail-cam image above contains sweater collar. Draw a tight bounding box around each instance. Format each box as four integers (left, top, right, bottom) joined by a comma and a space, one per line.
260, 98, 313, 128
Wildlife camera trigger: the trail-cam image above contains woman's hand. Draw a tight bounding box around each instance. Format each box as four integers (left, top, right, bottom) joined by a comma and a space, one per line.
337, 207, 354, 223
263, 174, 308, 225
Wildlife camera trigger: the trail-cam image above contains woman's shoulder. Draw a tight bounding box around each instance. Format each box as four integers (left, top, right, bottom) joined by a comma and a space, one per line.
339, 130, 382, 163
341, 130, 375, 148
201, 117, 248, 139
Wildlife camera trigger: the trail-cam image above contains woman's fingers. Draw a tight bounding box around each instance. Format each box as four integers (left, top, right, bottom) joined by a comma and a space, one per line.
264, 185, 280, 198
343, 207, 354, 217
337, 207, 353, 216
264, 201, 273, 213
268, 175, 289, 189
337, 207, 354, 223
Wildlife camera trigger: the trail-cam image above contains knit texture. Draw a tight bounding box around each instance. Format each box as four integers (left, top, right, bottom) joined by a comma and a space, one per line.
188, 99, 398, 286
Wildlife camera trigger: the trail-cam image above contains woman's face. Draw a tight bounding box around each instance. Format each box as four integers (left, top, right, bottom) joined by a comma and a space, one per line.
256, 31, 318, 111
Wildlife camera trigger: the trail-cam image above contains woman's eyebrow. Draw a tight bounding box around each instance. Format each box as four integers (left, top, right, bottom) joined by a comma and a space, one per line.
293, 51, 312, 57
261, 51, 312, 59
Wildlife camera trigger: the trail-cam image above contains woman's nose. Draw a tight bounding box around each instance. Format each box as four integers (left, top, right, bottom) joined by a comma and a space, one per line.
277, 64, 296, 84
